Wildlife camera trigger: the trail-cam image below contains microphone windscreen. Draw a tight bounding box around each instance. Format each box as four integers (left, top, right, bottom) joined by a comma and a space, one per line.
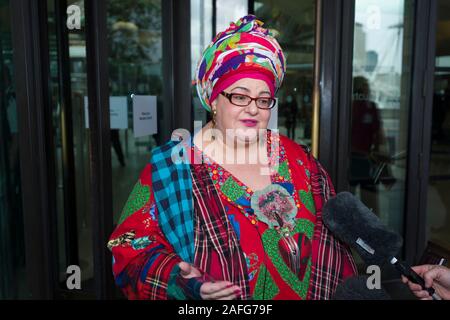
333, 276, 391, 300
322, 192, 403, 266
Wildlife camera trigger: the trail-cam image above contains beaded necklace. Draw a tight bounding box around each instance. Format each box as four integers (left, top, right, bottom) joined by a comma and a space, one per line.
192, 131, 302, 228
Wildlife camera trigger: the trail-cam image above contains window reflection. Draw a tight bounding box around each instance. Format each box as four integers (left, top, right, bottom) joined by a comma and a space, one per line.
350, 0, 415, 237
216, 0, 248, 33
107, 0, 165, 224
255, 0, 316, 146
66, 0, 94, 291
426, 0, 450, 257
0, 0, 29, 299
191, 0, 213, 126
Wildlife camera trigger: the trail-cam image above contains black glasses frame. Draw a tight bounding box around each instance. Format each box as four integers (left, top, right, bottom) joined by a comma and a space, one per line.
220, 91, 277, 110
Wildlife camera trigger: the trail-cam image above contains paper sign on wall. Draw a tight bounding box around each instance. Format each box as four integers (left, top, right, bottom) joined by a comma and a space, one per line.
132, 95, 157, 138
110, 97, 128, 129
84, 96, 128, 129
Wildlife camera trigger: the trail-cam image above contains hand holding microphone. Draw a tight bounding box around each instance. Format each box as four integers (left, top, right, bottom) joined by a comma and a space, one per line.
322, 192, 443, 300
401, 265, 450, 300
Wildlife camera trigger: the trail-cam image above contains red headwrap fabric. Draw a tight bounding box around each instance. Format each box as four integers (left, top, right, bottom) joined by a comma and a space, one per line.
195, 15, 286, 112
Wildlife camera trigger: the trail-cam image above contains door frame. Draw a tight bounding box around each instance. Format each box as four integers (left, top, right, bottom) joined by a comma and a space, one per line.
404, 0, 437, 264
10, 0, 57, 299
318, 0, 439, 265
10, 0, 439, 299
10, 0, 193, 299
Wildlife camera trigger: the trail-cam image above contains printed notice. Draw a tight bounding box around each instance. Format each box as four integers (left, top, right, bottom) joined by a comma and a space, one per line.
109, 96, 128, 129
84, 96, 128, 129
132, 95, 157, 138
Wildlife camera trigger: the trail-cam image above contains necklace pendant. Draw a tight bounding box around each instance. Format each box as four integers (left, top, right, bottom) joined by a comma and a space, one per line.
250, 184, 297, 229
278, 226, 291, 238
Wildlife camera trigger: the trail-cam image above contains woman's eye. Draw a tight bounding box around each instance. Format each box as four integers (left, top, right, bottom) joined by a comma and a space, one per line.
234, 95, 247, 101
258, 98, 270, 105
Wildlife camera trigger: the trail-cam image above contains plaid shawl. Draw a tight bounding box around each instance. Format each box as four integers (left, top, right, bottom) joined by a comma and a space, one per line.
308, 158, 358, 298
111, 136, 356, 300
151, 140, 195, 263
279, 138, 358, 299
190, 157, 251, 299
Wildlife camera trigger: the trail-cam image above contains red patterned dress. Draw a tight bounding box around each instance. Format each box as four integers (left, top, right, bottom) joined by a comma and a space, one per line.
195, 133, 317, 299
108, 133, 357, 300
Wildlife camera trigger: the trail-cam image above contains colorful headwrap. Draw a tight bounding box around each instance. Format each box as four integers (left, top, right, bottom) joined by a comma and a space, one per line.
195, 15, 286, 112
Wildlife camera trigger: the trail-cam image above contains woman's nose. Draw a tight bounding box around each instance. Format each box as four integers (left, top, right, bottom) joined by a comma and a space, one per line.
244, 100, 259, 115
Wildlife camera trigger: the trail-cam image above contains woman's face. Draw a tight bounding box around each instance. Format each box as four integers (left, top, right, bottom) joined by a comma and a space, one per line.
211, 78, 272, 144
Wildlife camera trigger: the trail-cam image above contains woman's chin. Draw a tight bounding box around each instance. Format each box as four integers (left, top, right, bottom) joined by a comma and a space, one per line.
235, 130, 259, 145
222, 126, 268, 145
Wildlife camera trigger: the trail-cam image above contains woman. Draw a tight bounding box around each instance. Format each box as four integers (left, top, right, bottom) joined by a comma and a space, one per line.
108, 15, 356, 300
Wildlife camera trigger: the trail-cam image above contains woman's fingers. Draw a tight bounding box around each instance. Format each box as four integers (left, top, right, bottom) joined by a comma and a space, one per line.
178, 262, 202, 278
177, 264, 242, 300
200, 281, 241, 300
203, 290, 239, 300
206, 286, 241, 300
217, 294, 239, 300
200, 281, 233, 294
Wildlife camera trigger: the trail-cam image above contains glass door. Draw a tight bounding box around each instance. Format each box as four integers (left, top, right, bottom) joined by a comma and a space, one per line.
254, 0, 317, 148
51, 0, 173, 297
425, 0, 450, 264
106, 0, 170, 225
191, 0, 319, 151
0, 0, 29, 299
347, 0, 415, 243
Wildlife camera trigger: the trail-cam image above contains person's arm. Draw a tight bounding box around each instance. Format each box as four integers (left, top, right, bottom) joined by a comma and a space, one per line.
108, 164, 240, 300
108, 163, 181, 299
401, 265, 450, 300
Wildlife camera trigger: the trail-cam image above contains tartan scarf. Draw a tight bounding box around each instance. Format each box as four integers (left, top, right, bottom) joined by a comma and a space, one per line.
151, 137, 356, 299
190, 158, 251, 299
151, 140, 195, 263
151, 139, 250, 298
298, 144, 358, 300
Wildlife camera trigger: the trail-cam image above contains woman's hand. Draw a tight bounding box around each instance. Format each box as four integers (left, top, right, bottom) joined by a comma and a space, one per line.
178, 262, 242, 300
401, 265, 450, 300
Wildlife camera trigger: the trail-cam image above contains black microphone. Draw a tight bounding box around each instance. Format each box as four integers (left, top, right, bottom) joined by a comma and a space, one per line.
322, 191, 441, 300
333, 276, 391, 300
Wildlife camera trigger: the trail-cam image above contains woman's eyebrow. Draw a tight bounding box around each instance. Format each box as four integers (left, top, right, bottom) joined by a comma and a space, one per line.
230, 86, 250, 92
230, 87, 271, 95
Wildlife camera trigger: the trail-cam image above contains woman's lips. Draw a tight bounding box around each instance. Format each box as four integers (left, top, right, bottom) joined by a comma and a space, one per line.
240, 119, 258, 127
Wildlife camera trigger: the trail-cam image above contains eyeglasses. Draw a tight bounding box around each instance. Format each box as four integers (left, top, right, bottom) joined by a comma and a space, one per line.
220, 91, 277, 110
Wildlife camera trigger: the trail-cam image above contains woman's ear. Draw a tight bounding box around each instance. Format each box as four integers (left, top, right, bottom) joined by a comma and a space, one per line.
211, 100, 217, 111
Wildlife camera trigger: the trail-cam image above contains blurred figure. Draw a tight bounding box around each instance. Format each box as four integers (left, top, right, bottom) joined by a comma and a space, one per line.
432, 81, 450, 144
349, 76, 391, 215
111, 129, 125, 167
0, 64, 23, 298
284, 94, 298, 140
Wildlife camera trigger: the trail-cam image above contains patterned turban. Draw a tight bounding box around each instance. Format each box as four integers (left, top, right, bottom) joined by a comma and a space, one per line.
195, 15, 286, 112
